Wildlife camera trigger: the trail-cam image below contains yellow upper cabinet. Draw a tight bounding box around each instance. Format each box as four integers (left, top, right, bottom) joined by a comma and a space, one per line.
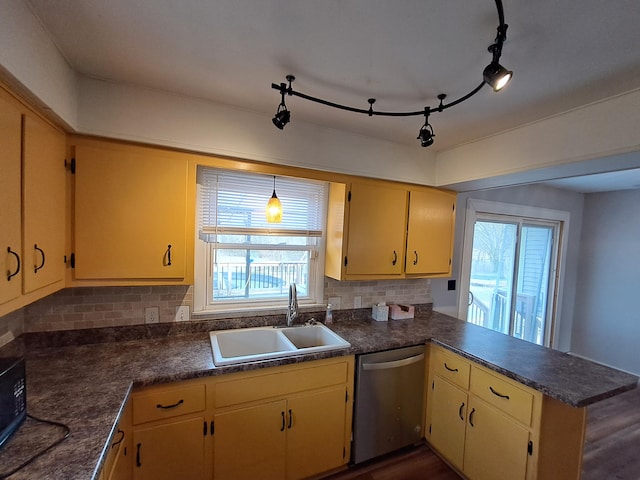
405, 188, 455, 276
0, 88, 66, 316
0, 94, 23, 306
72, 140, 191, 282
325, 181, 455, 280
22, 113, 67, 294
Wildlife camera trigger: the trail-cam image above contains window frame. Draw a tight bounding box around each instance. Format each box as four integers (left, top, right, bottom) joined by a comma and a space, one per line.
193, 167, 327, 316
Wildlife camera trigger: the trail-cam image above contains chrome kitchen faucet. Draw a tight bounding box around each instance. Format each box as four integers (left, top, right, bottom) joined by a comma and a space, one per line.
286, 283, 298, 326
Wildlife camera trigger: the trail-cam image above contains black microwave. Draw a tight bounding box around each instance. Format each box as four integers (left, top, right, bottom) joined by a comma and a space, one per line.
0, 357, 27, 448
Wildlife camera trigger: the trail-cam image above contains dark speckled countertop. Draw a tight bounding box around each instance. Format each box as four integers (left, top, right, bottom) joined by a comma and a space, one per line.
0, 310, 637, 479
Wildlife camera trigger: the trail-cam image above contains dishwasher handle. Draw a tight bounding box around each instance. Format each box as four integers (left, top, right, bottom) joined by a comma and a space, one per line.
361, 353, 425, 371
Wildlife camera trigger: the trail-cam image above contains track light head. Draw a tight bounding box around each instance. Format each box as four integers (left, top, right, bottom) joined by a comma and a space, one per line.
483, 61, 513, 92
272, 108, 291, 129
417, 111, 435, 147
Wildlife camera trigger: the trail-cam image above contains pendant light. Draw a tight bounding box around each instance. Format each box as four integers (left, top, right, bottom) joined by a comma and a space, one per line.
266, 176, 283, 223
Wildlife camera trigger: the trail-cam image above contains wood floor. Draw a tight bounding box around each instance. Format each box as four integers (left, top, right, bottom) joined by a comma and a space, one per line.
325, 387, 640, 480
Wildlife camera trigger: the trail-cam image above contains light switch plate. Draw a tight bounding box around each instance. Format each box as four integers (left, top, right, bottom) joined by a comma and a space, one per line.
175, 305, 190, 322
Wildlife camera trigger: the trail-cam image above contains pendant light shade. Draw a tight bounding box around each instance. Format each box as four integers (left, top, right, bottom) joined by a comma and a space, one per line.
266, 176, 283, 223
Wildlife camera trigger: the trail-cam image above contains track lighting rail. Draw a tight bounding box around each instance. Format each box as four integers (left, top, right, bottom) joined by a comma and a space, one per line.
271, 0, 512, 147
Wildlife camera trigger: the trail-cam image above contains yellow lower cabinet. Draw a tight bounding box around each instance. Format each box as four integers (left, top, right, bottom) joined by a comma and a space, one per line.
212, 357, 354, 480
213, 400, 287, 480
133, 416, 206, 480
214, 387, 347, 480
102, 400, 132, 480
463, 396, 530, 480
285, 387, 347, 480
429, 375, 468, 471
426, 345, 586, 480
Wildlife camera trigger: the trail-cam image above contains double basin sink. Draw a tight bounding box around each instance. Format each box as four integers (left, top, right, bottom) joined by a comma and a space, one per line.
209, 323, 351, 366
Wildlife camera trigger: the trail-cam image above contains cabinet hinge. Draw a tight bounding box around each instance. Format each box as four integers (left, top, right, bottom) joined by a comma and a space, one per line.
70, 253, 75, 269
210, 420, 214, 435
203, 421, 207, 436
528, 440, 533, 456
347, 191, 352, 202
65, 157, 76, 174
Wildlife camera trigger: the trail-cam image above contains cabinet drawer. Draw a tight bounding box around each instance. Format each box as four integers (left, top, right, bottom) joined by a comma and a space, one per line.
431, 347, 471, 390
470, 367, 534, 426
216, 361, 349, 408
133, 383, 205, 425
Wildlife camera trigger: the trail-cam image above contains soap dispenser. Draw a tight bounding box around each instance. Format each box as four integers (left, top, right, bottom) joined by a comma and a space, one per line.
325, 303, 333, 324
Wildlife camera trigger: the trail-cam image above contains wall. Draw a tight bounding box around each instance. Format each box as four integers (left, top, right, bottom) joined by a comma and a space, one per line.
0, 0, 78, 128
571, 190, 640, 375
430, 184, 584, 351
0, 278, 431, 337
435, 88, 640, 188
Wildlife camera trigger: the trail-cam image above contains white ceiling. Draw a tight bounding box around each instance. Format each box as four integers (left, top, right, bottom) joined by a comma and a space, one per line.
25, 0, 640, 191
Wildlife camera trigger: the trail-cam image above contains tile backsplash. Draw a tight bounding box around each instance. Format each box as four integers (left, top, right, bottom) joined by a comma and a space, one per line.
0, 278, 431, 337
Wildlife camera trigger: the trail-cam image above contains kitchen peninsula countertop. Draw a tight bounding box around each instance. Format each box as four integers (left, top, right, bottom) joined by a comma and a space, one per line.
0, 310, 637, 479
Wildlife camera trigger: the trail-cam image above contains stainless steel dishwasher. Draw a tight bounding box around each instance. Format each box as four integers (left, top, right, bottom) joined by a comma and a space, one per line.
352, 344, 426, 464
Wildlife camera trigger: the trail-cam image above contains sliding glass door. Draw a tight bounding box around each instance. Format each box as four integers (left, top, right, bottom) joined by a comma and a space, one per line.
466, 216, 558, 346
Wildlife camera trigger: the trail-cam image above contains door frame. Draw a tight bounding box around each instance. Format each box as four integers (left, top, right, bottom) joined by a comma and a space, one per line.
457, 199, 571, 349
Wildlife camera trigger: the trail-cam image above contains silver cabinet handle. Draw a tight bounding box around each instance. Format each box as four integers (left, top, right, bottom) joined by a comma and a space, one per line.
362, 353, 425, 371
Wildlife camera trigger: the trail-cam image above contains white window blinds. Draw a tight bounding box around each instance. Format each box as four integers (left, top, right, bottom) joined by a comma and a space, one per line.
197, 167, 326, 240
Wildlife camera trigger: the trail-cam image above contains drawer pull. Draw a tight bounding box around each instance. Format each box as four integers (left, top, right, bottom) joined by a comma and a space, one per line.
469, 408, 476, 427
156, 399, 184, 409
489, 386, 510, 399
136, 443, 142, 467
413, 250, 418, 266
444, 362, 459, 372
458, 402, 465, 421
287, 409, 293, 429
392, 250, 398, 266
281, 411, 285, 431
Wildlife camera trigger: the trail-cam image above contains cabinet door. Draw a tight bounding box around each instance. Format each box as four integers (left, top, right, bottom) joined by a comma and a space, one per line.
429, 376, 468, 471
133, 417, 205, 480
22, 114, 66, 293
464, 397, 530, 480
74, 144, 188, 280
286, 387, 347, 480
0, 95, 23, 305
345, 183, 407, 276
213, 400, 287, 480
405, 189, 455, 275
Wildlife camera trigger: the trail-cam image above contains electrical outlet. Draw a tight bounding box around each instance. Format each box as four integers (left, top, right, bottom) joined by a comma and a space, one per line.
328, 296, 341, 309
175, 305, 190, 322
144, 306, 160, 324
354, 296, 362, 308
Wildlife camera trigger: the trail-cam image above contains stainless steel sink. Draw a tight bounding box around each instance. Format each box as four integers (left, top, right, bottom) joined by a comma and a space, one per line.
209, 323, 350, 367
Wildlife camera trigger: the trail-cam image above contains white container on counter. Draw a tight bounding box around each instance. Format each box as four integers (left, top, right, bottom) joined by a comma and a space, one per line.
372, 303, 389, 322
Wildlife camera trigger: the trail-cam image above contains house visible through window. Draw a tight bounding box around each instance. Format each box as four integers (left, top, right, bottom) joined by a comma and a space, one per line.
194, 166, 327, 313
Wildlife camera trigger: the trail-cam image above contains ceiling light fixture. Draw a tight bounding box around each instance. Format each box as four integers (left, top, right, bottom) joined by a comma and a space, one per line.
272, 79, 292, 130
417, 109, 435, 148
266, 176, 283, 223
271, 0, 512, 148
